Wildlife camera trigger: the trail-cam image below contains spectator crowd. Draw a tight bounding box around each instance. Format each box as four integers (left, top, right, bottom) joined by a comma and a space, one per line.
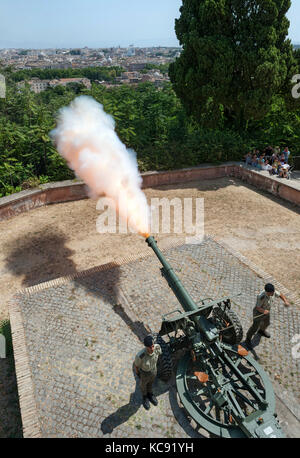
244, 146, 291, 178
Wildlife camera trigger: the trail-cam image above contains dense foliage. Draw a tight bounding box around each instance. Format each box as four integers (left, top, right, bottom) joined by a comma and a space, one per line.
0, 56, 299, 197
9, 66, 125, 83
169, 0, 298, 130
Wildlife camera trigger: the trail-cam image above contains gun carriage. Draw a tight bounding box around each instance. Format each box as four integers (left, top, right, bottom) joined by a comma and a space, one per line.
146, 236, 284, 438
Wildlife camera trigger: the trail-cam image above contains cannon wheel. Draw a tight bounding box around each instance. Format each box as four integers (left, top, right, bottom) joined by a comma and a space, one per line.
212, 308, 243, 345
153, 333, 173, 382
176, 351, 276, 438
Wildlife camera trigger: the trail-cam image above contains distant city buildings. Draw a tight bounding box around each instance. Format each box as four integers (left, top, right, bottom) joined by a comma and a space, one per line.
0, 46, 181, 72
1, 46, 179, 91
17, 77, 92, 93
114, 68, 167, 87
126, 45, 135, 57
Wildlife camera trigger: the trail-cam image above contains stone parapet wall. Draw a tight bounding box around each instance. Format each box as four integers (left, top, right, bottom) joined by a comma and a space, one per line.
0, 181, 89, 222
0, 163, 298, 222
140, 163, 236, 188
235, 166, 300, 206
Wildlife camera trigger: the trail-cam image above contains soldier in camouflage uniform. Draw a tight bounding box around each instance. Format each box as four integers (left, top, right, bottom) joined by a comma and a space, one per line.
134, 335, 162, 410
245, 283, 290, 349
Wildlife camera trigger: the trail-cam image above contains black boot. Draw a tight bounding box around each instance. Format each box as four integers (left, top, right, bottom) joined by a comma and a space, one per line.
245, 337, 253, 349
147, 393, 158, 406
142, 395, 150, 410
258, 330, 270, 338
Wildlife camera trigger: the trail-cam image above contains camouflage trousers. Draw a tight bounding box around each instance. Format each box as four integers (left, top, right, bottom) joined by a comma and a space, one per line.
246, 311, 270, 340
139, 369, 157, 397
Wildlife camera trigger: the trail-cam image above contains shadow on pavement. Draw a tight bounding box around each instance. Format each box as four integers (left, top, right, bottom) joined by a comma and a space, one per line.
5, 229, 77, 287
4, 228, 125, 438
111, 303, 151, 344
100, 365, 169, 435
100, 355, 208, 438
242, 334, 262, 360
5, 225, 125, 314
0, 321, 23, 438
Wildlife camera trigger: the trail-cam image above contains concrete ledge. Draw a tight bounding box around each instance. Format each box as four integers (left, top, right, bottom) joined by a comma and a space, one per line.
235, 166, 300, 206
141, 163, 237, 188
0, 163, 299, 222
0, 180, 89, 221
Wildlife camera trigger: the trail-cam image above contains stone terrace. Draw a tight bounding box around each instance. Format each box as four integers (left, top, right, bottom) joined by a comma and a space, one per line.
9, 237, 300, 438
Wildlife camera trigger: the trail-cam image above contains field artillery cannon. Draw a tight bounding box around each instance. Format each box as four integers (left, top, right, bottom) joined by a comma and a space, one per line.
145, 236, 284, 438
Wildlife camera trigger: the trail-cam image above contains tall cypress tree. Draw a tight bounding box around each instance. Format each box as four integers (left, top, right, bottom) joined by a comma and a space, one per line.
169, 0, 297, 130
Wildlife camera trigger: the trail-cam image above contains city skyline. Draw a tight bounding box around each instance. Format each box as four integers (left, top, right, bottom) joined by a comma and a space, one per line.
1, 0, 300, 49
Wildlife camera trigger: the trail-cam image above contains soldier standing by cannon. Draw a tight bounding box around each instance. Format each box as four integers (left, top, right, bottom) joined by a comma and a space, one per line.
134, 335, 162, 410
245, 283, 291, 349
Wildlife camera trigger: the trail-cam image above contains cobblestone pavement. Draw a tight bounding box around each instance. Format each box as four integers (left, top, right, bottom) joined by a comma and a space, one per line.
9, 237, 300, 438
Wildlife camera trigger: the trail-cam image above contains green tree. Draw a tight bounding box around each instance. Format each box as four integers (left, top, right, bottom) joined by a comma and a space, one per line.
295, 48, 300, 67
169, 0, 297, 130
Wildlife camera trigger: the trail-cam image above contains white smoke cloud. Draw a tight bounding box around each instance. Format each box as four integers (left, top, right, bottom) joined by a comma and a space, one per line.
50, 95, 150, 236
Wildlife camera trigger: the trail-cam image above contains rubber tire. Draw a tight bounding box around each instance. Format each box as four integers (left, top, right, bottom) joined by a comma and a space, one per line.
212, 308, 243, 345
153, 333, 173, 382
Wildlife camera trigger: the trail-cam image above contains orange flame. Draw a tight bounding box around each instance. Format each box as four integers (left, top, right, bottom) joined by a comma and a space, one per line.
140, 232, 150, 239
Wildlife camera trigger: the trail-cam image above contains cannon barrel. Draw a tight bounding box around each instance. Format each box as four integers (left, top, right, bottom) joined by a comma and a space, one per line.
146, 235, 198, 313
146, 235, 218, 342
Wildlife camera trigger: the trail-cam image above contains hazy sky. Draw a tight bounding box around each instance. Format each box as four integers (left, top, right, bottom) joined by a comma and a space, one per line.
0, 0, 299, 49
